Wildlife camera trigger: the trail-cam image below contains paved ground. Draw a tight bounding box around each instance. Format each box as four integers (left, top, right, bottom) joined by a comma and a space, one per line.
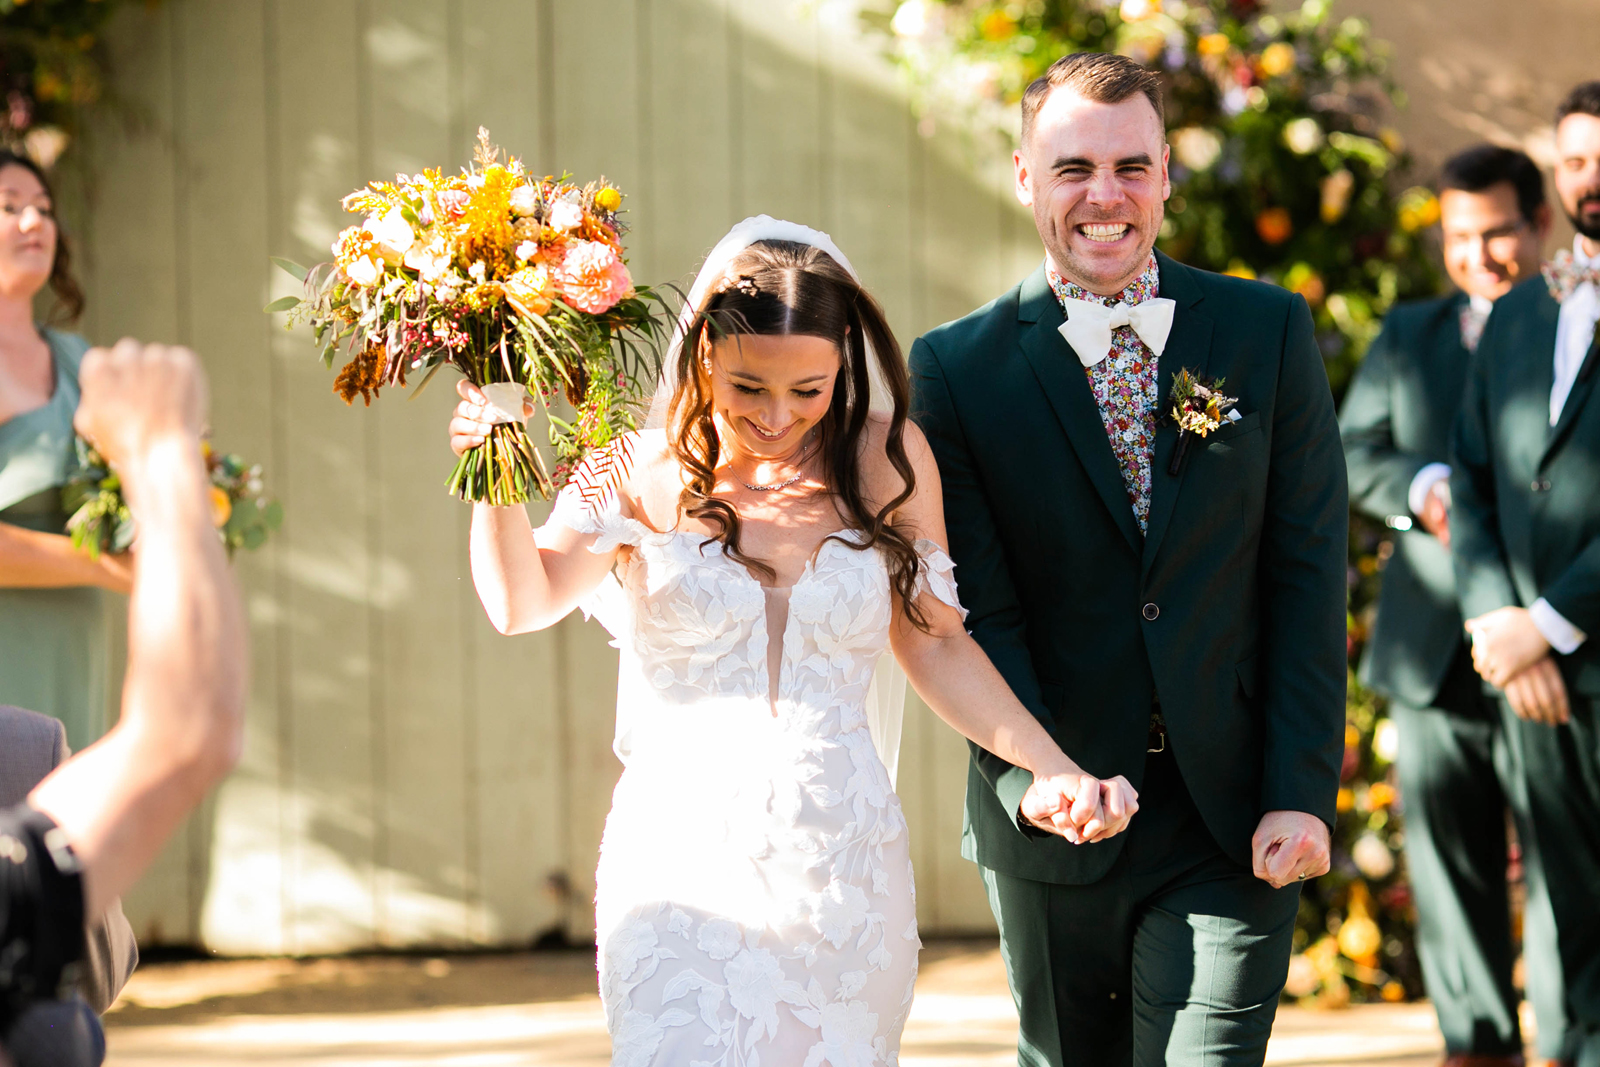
102, 941, 1487, 1066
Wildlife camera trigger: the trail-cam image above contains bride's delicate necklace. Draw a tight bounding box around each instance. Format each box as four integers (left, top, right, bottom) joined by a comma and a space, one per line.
736, 432, 819, 493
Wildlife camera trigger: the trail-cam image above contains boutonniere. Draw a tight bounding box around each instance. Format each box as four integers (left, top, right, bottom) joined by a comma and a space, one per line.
1167, 368, 1239, 476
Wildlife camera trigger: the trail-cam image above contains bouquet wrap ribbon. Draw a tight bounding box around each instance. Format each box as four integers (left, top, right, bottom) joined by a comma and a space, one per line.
479, 383, 532, 426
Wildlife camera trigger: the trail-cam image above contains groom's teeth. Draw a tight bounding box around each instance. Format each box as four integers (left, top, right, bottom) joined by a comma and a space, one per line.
1079, 223, 1129, 242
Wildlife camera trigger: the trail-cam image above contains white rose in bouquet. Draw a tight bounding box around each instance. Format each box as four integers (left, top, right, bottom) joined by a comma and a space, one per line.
368, 207, 415, 265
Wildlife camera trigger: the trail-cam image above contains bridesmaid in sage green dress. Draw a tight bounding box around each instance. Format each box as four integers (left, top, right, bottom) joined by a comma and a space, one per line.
0, 151, 131, 752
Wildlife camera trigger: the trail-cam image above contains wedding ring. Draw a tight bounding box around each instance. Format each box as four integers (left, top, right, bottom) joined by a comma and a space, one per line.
1297, 871, 1308, 880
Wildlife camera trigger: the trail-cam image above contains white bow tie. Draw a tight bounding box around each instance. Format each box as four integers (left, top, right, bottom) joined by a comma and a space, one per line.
1057, 296, 1177, 367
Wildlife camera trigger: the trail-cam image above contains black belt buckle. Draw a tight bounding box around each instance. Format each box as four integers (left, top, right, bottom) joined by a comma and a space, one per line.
1147, 709, 1168, 753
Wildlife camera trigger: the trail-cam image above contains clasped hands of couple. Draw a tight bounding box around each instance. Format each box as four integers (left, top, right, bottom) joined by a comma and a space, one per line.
1417, 483, 1573, 726
1018, 764, 1330, 890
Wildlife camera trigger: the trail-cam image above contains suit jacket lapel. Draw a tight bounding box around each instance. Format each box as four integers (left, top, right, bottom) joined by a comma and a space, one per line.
1489, 290, 1556, 481
1016, 265, 1144, 553
1143, 255, 1214, 574
1544, 291, 1600, 465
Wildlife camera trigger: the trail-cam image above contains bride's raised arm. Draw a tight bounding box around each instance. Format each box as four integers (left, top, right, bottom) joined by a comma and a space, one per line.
449, 379, 625, 635
880, 420, 1139, 845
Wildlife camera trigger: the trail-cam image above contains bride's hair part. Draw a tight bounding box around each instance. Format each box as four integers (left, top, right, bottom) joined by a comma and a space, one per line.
668, 239, 930, 629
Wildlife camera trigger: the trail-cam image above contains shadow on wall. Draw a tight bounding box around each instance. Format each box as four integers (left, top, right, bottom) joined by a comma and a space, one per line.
66, 0, 1037, 955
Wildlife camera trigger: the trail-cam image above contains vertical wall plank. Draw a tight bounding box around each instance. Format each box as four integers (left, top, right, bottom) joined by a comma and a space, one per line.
649, 0, 734, 289
269, 0, 383, 955
727, 0, 822, 226
359, 0, 474, 948
167, 0, 287, 954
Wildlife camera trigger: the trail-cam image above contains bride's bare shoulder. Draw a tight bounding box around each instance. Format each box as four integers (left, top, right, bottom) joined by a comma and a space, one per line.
608, 428, 684, 529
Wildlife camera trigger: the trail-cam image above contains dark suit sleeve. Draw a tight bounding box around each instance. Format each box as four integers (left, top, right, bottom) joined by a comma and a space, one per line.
909, 335, 1046, 831
1449, 319, 1521, 621
1340, 313, 1435, 521
1258, 295, 1349, 827
1536, 543, 1600, 637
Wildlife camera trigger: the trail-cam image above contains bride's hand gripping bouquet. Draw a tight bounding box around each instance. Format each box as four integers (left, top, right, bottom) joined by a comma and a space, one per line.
268, 128, 671, 505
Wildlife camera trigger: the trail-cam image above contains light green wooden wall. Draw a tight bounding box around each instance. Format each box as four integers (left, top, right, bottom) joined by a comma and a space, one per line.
65, 0, 1045, 953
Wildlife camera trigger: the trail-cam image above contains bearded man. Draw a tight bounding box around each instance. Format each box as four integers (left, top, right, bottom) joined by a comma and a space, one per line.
910, 52, 1347, 1066
1452, 80, 1600, 1067
1341, 143, 1573, 1067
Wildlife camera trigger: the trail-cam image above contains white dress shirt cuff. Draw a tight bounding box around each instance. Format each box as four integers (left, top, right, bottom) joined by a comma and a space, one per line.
1407, 463, 1452, 517
1531, 598, 1588, 655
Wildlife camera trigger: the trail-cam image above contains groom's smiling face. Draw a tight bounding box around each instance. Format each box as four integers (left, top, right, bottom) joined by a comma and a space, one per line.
1015, 88, 1170, 297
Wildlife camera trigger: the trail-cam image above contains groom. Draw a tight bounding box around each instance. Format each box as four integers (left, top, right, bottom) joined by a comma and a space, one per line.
910, 53, 1347, 1065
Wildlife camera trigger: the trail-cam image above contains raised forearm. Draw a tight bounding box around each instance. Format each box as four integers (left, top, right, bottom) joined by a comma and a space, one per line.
30, 437, 245, 915
470, 503, 615, 634
471, 503, 552, 633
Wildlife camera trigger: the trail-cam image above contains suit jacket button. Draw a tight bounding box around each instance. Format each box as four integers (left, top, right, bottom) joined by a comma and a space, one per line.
1142, 603, 1160, 621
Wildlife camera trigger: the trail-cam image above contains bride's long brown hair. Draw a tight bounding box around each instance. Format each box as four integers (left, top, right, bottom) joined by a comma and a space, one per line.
668, 239, 928, 627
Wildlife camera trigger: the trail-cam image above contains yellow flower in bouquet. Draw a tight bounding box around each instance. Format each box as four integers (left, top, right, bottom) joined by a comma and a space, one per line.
268, 128, 672, 506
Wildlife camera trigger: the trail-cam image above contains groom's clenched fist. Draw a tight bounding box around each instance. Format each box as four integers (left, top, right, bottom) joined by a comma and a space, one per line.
1021, 772, 1139, 844
1251, 810, 1331, 888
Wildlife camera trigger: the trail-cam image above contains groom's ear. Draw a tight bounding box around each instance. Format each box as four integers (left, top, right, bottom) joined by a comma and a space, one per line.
1014, 149, 1034, 207
1161, 142, 1172, 201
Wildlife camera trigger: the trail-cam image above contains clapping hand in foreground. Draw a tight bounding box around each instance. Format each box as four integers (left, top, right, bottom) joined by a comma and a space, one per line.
1020, 771, 1138, 844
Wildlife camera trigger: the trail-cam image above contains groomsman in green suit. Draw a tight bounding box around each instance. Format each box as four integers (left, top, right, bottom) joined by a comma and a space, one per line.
1342, 143, 1571, 1067
911, 53, 1347, 1065
1453, 81, 1600, 1067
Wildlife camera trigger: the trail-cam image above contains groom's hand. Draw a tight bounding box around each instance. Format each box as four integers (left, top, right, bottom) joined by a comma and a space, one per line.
1021, 773, 1138, 844
1251, 810, 1330, 888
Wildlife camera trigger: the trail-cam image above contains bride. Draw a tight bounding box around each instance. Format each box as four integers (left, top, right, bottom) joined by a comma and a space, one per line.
449, 218, 1138, 1067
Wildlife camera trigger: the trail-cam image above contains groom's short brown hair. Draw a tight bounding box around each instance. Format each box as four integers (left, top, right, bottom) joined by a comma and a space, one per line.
1021, 53, 1165, 145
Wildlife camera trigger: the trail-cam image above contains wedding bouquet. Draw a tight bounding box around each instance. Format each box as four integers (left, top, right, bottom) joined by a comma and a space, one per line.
268, 129, 670, 505
63, 437, 282, 559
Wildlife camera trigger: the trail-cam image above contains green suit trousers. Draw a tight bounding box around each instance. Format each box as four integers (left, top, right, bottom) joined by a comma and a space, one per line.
1393, 645, 1570, 1059
980, 750, 1300, 1066
1508, 689, 1600, 1067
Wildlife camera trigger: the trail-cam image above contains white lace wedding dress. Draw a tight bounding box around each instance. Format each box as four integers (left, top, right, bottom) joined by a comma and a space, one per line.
550, 475, 964, 1067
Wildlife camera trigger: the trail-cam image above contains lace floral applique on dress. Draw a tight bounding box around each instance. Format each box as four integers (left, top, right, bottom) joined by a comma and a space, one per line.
549, 445, 966, 1066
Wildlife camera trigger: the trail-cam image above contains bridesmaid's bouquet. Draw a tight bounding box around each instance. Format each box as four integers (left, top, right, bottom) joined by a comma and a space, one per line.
63, 437, 282, 559
268, 128, 670, 505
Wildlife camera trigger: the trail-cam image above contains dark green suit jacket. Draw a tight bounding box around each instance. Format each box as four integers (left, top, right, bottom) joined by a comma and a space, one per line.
910, 252, 1348, 884
1341, 294, 1472, 708
1453, 277, 1600, 693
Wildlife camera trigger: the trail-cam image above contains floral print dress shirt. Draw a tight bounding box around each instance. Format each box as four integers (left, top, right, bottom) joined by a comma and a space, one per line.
1048, 255, 1162, 532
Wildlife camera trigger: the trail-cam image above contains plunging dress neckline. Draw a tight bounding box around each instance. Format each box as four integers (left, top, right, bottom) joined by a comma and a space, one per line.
634, 522, 866, 714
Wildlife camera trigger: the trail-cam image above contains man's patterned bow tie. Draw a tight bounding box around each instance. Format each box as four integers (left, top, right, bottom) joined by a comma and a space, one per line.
1544, 248, 1600, 303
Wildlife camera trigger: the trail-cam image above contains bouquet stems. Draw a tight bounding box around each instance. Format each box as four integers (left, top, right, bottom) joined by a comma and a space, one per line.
446, 421, 550, 506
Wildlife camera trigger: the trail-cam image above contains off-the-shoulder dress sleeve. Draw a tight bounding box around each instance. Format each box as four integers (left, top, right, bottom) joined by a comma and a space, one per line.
912, 538, 967, 620
548, 463, 653, 554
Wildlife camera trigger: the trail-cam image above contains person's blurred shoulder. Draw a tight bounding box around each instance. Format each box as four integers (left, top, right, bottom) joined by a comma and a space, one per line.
0, 708, 67, 809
